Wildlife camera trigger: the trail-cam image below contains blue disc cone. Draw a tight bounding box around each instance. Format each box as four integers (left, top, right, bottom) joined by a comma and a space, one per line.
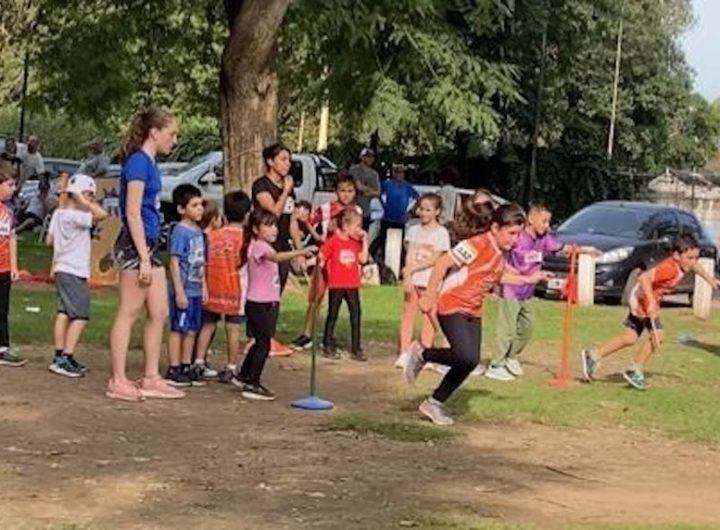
292, 395, 334, 411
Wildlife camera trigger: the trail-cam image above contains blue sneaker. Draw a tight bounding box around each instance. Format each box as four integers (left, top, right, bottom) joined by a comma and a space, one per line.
48, 355, 83, 378
581, 349, 598, 382
67, 356, 88, 373
623, 369, 648, 391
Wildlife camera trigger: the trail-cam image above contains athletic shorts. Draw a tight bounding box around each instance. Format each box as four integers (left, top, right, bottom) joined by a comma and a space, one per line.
624, 313, 663, 336
168, 294, 203, 334
202, 310, 245, 325
113, 229, 163, 270
55, 272, 90, 320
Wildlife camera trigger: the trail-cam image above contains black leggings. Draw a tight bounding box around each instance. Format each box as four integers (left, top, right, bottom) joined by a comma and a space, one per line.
0, 272, 10, 348
239, 301, 279, 385
323, 288, 361, 353
422, 313, 481, 402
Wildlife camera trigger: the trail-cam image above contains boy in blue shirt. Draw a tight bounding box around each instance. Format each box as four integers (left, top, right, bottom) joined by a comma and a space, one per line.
166, 184, 207, 387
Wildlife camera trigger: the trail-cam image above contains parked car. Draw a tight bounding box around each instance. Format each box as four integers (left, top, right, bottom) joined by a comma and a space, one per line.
538, 201, 717, 305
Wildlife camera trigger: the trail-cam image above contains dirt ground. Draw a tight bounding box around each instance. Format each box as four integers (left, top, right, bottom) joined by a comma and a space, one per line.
1, 344, 720, 530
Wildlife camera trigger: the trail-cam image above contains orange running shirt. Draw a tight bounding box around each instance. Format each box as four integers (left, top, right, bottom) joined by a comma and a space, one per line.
0, 202, 13, 274
437, 232, 505, 318
629, 257, 685, 318
204, 226, 244, 316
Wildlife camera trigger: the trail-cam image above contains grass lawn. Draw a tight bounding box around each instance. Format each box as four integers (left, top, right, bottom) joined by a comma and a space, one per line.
13, 238, 720, 444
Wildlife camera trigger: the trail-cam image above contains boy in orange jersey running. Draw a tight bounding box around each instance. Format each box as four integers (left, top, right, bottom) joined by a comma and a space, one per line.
581, 234, 720, 390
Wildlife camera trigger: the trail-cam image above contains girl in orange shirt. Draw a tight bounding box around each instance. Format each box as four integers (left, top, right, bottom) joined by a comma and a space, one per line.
404, 202, 549, 426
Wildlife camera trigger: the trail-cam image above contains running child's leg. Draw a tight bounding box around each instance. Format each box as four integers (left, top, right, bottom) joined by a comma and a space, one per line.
424, 314, 481, 402
634, 326, 664, 368
581, 315, 640, 381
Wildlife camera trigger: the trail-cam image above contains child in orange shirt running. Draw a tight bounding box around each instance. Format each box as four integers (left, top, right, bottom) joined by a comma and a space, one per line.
581, 234, 719, 390
195, 191, 252, 383
404, 202, 550, 426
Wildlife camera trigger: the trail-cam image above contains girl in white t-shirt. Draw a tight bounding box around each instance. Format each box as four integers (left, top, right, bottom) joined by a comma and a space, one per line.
396, 193, 450, 369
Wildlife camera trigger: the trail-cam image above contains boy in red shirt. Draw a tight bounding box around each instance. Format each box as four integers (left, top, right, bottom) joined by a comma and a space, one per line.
291, 174, 363, 350
581, 234, 720, 390
320, 209, 369, 361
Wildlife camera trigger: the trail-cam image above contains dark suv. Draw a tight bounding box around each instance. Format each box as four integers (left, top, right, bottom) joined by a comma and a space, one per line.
538, 201, 717, 304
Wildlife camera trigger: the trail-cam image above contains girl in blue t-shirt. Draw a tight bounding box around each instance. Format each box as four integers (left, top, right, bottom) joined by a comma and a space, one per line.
107, 108, 184, 402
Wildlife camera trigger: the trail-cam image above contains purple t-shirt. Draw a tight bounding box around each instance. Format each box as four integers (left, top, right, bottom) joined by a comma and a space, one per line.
245, 240, 280, 303
501, 230, 563, 300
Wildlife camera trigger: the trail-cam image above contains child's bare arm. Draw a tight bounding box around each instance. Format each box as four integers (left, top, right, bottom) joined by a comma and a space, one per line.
270, 246, 318, 264
500, 268, 552, 285
169, 256, 187, 308
9, 233, 18, 281
419, 252, 453, 308
74, 192, 109, 221
637, 270, 658, 315
359, 233, 369, 264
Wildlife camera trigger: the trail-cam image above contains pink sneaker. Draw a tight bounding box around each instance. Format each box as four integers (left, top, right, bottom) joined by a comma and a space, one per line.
106, 378, 144, 402
270, 337, 293, 357
138, 376, 186, 399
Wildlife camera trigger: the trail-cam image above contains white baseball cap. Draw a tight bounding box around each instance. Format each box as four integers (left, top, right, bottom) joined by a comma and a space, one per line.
66, 173, 97, 195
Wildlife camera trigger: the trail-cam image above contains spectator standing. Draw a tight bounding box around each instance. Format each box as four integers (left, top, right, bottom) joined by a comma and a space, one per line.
349, 147, 380, 230
19, 135, 45, 187
78, 138, 110, 178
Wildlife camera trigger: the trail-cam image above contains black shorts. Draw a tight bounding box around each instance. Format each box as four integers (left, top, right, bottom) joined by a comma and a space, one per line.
624, 313, 663, 336
55, 272, 90, 320
202, 310, 245, 325
113, 229, 163, 270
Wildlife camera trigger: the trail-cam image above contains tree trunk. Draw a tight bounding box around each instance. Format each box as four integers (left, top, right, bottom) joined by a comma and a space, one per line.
220, 0, 291, 192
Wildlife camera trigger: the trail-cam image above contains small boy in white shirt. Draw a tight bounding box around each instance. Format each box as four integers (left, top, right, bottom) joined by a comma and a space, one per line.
46, 174, 108, 378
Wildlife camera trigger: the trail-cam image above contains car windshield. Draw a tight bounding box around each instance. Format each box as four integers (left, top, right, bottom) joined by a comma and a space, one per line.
557, 207, 652, 238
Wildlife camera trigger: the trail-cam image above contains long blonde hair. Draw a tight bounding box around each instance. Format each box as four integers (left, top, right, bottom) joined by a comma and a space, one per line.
118, 108, 174, 162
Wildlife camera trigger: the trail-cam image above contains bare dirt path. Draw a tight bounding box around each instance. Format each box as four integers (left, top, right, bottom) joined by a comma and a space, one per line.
1, 345, 719, 529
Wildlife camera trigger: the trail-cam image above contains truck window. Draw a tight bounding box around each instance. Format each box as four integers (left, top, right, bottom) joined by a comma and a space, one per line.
290, 160, 303, 187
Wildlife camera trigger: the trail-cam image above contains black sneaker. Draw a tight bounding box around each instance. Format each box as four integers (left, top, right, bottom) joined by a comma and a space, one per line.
322, 345, 341, 360
350, 350, 368, 362
217, 368, 235, 384
291, 334, 313, 350
241, 383, 276, 401
186, 364, 207, 387
67, 356, 88, 373
165, 367, 192, 387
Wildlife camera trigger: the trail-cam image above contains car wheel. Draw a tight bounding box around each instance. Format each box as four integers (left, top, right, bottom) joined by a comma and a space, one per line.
620, 268, 642, 307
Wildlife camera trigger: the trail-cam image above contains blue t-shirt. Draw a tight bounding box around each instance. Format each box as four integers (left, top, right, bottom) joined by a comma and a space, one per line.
120, 150, 162, 243
169, 222, 205, 298
381, 179, 419, 224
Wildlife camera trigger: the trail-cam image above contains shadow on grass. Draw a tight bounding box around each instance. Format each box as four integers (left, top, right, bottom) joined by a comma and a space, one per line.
680, 339, 720, 357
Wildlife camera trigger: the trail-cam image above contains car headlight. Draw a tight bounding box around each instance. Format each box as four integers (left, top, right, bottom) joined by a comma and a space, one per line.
596, 246, 633, 264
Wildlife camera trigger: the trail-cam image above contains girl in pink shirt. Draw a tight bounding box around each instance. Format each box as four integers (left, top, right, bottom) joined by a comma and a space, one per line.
237, 208, 316, 401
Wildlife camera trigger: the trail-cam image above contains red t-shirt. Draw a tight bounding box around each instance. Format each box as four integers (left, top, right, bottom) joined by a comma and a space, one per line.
310, 201, 362, 237
204, 226, 244, 315
0, 202, 14, 274
321, 234, 363, 289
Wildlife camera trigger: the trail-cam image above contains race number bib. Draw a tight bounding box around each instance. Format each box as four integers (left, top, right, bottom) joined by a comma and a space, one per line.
284, 197, 295, 215
339, 249, 357, 266
451, 240, 478, 265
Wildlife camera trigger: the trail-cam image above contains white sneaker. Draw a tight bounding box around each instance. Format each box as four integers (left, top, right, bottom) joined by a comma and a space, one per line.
429, 363, 450, 375
485, 365, 516, 382
394, 352, 411, 369
470, 364, 486, 377
403, 343, 426, 384
419, 398, 454, 426
505, 359, 523, 377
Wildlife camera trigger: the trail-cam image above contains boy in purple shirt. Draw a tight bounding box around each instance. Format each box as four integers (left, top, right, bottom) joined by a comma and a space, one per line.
486, 204, 597, 381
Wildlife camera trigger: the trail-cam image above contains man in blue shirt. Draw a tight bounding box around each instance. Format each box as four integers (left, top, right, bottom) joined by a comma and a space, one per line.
371, 164, 418, 266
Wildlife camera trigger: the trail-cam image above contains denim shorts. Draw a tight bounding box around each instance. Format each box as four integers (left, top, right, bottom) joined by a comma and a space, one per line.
113, 229, 163, 270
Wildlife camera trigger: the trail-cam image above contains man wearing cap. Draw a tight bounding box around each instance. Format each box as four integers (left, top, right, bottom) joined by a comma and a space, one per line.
349, 147, 381, 231
0, 137, 22, 176
78, 138, 110, 178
